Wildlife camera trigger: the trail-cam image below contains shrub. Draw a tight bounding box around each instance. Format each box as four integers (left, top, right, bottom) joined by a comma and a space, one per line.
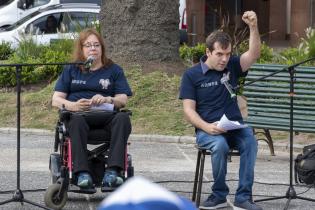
276, 47, 308, 66
300, 27, 315, 59
238, 41, 274, 63
15, 38, 48, 61
0, 41, 14, 60
179, 43, 206, 65
276, 27, 315, 66
39, 46, 71, 83
0, 38, 73, 87
0, 38, 48, 87
258, 42, 274, 63
0, 59, 41, 87
179, 43, 191, 63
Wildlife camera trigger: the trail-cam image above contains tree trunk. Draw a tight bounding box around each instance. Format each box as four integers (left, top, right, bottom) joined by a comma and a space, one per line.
100, 0, 180, 62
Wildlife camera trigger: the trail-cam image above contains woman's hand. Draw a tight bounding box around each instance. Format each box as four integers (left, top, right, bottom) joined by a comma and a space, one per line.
91, 94, 112, 106
73, 99, 91, 111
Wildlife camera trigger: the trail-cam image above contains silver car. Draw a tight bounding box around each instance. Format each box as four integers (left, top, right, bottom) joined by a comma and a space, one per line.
0, 3, 100, 48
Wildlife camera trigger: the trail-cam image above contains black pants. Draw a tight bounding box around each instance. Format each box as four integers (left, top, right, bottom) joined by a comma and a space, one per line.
67, 112, 132, 174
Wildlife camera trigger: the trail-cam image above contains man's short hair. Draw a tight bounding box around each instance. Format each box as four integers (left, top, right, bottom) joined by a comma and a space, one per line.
206, 30, 232, 52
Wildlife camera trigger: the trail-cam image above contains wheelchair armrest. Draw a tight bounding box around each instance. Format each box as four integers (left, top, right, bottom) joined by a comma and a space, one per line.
119, 109, 132, 116
58, 107, 131, 122
54, 125, 59, 152
59, 107, 71, 121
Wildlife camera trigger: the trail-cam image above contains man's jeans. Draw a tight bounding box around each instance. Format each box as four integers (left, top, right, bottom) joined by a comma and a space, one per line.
196, 127, 258, 203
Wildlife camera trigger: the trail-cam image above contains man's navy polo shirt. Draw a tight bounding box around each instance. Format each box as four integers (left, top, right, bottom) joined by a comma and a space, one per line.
55, 63, 132, 102
179, 55, 247, 124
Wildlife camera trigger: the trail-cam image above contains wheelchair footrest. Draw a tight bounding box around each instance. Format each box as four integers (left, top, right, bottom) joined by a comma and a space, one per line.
101, 186, 116, 192
68, 184, 97, 194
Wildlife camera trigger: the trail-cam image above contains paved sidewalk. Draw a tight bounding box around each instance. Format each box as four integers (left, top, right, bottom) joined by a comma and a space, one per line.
0, 127, 306, 153
0, 129, 314, 209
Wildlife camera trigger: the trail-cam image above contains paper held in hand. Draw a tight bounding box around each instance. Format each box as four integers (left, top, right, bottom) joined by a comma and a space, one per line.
90, 103, 114, 111
217, 114, 248, 131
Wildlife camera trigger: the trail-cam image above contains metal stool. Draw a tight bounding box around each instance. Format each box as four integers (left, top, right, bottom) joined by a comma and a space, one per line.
191, 146, 240, 207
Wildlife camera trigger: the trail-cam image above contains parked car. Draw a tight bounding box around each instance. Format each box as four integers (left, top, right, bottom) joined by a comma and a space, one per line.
0, 3, 100, 48
0, 0, 101, 28
179, 0, 187, 44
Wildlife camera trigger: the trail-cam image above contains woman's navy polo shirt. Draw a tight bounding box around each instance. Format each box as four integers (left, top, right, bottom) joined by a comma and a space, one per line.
179, 55, 247, 124
55, 63, 132, 102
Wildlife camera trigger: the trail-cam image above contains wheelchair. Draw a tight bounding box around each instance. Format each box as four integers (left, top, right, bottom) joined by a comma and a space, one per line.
44, 108, 134, 210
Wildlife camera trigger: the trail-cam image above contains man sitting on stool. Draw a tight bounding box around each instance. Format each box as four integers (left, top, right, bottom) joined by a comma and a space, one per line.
179, 11, 262, 210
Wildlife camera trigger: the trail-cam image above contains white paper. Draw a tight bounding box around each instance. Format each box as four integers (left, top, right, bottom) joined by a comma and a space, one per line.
217, 114, 248, 131
90, 103, 114, 111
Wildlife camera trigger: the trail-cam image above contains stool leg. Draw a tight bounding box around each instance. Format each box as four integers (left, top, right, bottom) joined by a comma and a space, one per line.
196, 150, 206, 207
192, 150, 202, 202
228, 149, 232, 162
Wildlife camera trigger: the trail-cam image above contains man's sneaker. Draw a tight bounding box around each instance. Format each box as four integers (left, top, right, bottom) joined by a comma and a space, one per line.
77, 172, 93, 188
233, 200, 263, 210
102, 170, 124, 188
199, 194, 228, 209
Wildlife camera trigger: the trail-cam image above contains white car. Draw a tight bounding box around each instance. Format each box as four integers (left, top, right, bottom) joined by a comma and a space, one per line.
0, 3, 100, 48
0, 0, 101, 28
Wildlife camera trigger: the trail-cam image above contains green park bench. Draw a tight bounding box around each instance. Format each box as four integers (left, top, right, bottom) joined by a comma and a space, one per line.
243, 63, 315, 155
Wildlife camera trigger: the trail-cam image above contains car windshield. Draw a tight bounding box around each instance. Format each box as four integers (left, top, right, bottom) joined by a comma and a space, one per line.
3, 10, 42, 31
0, 0, 14, 8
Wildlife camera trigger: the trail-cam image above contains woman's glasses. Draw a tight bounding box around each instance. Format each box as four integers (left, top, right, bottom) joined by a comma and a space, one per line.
83, 43, 101, 49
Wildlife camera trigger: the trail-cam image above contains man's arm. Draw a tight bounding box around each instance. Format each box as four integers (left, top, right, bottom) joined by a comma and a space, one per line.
240, 11, 261, 72
183, 99, 225, 135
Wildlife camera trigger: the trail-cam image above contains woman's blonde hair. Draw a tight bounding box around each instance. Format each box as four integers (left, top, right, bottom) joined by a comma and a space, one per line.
72, 28, 113, 70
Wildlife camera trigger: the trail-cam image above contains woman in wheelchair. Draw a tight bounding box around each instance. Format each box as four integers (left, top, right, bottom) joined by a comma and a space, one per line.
51, 28, 132, 189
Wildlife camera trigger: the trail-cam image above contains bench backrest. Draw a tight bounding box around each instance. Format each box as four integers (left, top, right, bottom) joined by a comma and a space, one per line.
243, 64, 315, 133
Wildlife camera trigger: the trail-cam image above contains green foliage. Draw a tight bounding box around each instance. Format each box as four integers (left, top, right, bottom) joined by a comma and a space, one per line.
49, 38, 74, 53
40, 39, 74, 82
0, 38, 73, 87
15, 37, 47, 60
277, 47, 306, 65
238, 41, 274, 63
258, 42, 274, 63
179, 43, 206, 64
276, 27, 315, 66
179, 43, 191, 63
300, 27, 315, 58
0, 41, 14, 60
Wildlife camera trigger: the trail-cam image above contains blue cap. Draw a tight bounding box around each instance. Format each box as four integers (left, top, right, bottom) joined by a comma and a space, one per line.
98, 176, 196, 210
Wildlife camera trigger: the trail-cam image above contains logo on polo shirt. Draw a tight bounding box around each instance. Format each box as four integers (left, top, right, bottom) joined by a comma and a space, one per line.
72, 80, 86, 85
99, 79, 110, 89
200, 81, 218, 88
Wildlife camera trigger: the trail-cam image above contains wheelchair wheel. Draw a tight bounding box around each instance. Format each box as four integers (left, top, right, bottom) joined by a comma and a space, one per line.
49, 153, 61, 184
44, 183, 68, 210
127, 154, 134, 178
127, 166, 134, 178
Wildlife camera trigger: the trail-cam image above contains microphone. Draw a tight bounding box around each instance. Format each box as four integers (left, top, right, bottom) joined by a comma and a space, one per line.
221, 72, 236, 98
84, 55, 95, 70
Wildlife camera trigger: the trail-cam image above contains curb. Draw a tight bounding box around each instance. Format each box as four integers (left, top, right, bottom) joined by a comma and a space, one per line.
0, 127, 304, 153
